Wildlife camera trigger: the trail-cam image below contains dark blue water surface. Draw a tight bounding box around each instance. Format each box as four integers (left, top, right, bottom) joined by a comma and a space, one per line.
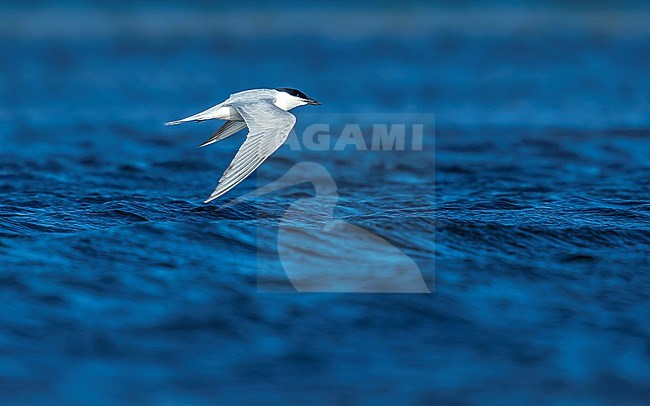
1, 2, 650, 404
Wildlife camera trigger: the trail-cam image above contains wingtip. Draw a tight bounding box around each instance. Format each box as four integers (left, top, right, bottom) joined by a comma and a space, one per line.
204, 187, 229, 203
197, 140, 215, 148
204, 194, 219, 204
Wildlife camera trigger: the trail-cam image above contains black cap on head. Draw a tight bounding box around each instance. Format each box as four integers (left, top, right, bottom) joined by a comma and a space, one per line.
275, 87, 321, 105
275, 88, 309, 99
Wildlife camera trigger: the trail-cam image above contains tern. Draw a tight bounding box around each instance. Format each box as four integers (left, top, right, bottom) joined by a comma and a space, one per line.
164, 88, 320, 203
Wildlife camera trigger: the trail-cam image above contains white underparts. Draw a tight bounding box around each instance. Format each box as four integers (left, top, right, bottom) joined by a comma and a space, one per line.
215, 106, 243, 120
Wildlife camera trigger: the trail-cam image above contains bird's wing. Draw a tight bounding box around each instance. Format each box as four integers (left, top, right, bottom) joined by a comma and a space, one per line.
204, 101, 296, 203
198, 120, 247, 148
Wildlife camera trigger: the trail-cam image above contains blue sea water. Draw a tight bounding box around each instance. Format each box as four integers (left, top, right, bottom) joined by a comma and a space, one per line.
1, 2, 650, 404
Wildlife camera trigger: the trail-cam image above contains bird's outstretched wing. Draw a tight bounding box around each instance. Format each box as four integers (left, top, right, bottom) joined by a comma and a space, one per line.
198, 120, 247, 148
204, 101, 296, 203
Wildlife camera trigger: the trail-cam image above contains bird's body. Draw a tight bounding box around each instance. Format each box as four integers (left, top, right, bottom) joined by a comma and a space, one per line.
165, 88, 320, 202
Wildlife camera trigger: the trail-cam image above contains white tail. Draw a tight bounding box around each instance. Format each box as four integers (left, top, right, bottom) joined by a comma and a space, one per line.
164, 103, 226, 126
164, 119, 187, 126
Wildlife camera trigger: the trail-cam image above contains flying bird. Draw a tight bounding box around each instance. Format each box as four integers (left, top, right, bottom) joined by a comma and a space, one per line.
165, 88, 320, 203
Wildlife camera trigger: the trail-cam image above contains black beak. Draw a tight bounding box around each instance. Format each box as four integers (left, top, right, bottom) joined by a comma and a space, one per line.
305, 98, 321, 105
